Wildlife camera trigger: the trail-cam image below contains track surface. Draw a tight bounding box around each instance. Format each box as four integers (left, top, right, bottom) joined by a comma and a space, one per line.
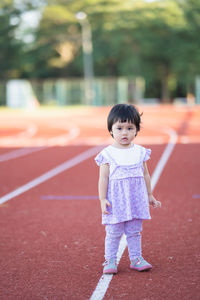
0, 105, 200, 300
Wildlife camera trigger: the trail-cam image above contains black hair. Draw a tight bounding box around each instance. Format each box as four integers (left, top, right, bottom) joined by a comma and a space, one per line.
107, 104, 142, 135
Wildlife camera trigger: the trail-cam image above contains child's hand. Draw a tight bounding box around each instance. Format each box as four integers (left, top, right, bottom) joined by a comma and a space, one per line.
100, 199, 111, 214
149, 195, 161, 208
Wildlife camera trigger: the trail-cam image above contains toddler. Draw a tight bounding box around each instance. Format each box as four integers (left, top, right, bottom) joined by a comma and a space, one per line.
95, 104, 161, 274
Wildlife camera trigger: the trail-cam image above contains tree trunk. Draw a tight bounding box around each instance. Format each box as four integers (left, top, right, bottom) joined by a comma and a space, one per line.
161, 73, 170, 103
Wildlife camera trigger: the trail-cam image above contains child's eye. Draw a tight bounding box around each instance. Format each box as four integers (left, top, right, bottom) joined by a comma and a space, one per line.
117, 127, 122, 130
128, 127, 133, 130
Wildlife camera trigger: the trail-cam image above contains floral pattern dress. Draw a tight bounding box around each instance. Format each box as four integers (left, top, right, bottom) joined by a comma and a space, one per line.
95, 144, 151, 224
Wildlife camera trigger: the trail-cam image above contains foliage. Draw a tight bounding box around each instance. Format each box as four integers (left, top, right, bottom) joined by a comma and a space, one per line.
0, 0, 200, 101
0, 1, 22, 78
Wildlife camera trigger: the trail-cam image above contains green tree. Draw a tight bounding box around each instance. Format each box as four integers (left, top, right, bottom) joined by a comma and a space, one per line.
0, 0, 23, 79
2, 0, 200, 102
0, 0, 44, 79
176, 0, 200, 95
90, 0, 200, 101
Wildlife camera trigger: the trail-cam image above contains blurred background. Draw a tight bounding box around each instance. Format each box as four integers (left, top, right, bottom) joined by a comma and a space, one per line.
1, 0, 200, 108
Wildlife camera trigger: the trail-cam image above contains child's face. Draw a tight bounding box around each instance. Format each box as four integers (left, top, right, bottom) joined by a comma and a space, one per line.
110, 120, 137, 147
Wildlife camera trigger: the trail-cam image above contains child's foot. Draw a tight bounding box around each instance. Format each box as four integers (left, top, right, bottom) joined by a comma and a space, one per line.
103, 258, 117, 274
130, 256, 152, 271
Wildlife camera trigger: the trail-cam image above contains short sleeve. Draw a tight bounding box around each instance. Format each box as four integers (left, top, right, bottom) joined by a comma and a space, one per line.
94, 152, 109, 166
144, 148, 151, 162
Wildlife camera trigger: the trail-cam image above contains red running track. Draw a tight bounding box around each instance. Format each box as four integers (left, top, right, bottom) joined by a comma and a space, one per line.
0, 105, 200, 300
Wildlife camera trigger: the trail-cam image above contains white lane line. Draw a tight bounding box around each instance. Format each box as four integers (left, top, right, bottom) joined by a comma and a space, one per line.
0, 125, 80, 162
0, 123, 38, 146
0, 147, 46, 162
0, 145, 103, 205
89, 127, 178, 300
151, 128, 178, 190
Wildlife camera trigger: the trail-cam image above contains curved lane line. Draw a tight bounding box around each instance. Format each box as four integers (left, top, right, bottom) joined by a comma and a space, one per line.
0, 125, 80, 162
89, 127, 178, 300
0, 123, 38, 146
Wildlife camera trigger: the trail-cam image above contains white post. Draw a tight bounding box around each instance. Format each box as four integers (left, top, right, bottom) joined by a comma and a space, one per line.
75, 12, 94, 105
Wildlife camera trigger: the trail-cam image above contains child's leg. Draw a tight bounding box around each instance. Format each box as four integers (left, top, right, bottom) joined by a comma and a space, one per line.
105, 222, 124, 261
124, 219, 143, 260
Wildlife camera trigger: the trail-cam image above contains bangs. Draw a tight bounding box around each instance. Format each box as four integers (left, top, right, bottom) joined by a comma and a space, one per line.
107, 103, 141, 133
113, 107, 134, 124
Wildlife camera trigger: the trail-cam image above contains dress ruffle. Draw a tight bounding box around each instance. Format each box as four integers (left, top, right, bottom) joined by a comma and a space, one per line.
95, 153, 109, 166
144, 148, 151, 162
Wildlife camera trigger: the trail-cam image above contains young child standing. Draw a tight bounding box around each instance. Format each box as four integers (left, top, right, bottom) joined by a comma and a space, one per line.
95, 104, 161, 274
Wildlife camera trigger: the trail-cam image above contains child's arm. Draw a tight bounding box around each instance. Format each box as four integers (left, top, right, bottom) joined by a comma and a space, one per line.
143, 162, 161, 208
98, 164, 111, 214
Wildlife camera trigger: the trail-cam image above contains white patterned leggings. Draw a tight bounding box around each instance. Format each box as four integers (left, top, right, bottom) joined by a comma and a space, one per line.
105, 219, 143, 261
